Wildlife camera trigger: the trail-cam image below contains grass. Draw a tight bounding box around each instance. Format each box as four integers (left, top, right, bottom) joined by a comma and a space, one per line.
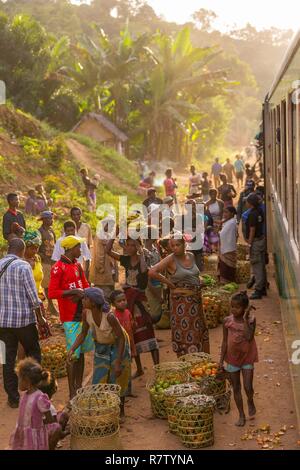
0, 125, 141, 254
67, 133, 139, 189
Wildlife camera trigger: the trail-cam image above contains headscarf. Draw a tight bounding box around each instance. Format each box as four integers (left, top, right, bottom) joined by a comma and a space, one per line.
84, 287, 110, 312
23, 230, 42, 246
60, 235, 84, 250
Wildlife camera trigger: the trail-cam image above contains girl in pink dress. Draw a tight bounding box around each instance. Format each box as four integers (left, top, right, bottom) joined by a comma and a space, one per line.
38, 371, 69, 450
10, 358, 56, 450
220, 291, 258, 427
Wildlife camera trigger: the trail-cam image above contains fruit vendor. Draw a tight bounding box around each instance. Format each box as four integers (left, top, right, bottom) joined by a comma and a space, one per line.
149, 234, 210, 357
48, 235, 94, 399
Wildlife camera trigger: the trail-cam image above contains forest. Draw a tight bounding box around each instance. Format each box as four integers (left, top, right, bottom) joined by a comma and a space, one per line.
0, 0, 294, 161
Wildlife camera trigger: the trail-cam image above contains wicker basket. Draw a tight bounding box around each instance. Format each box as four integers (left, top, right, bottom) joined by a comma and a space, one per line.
174, 395, 215, 449
203, 255, 219, 274
202, 293, 220, 329
236, 260, 251, 284
237, 244, 248, 261
164, 383, 201, 434
146, 378, 168, 419
153, 361, 190, 384
71, 429, 121, 450
217, 290, 231, 323
76, 383, 121, 397
41, 342, 67, 379
196, 376, 231, 414
179, 353, 212, 366
70, 387, 121, 450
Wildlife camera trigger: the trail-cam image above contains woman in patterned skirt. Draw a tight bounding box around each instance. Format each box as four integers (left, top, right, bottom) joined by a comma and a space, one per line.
149, 236, 210, 357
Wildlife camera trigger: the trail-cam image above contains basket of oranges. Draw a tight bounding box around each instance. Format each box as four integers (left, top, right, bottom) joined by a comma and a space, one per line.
189, 361, 231, 414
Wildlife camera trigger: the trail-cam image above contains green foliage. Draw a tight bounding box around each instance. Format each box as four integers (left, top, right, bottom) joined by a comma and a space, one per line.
68, 133, 139, 189
0, 0, 294, 160
20, 135, 68, 171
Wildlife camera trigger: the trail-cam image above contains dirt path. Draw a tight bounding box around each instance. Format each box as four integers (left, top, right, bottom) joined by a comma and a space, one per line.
0, 266, 299, 450
66, 138, 135, 194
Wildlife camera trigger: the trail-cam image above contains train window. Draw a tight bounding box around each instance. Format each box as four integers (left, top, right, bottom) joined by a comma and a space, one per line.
281, 100, 288, 216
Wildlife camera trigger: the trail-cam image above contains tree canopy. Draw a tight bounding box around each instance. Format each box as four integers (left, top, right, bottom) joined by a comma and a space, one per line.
0, 0, 293, 161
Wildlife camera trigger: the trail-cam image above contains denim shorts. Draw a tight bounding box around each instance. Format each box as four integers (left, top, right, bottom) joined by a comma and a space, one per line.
225, 363, 254, 373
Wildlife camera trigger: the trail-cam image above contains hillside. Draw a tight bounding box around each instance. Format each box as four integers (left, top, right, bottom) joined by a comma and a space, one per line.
0, 104, 140, 252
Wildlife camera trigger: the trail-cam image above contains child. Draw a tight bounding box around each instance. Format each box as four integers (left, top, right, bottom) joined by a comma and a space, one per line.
220, 291, 258, 427
110, 290, 137, 397
67, 287, 131, 417
10, 358, 56, 450
38, 372, 69, 450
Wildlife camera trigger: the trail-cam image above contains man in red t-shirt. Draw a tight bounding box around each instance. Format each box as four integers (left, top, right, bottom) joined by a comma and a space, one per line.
48, 235, 93, 398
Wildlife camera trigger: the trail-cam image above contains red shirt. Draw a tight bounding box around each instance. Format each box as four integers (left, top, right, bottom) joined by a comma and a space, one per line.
164, 178, 176, 196
114, 308, 137, 357
48, 256, 89, 323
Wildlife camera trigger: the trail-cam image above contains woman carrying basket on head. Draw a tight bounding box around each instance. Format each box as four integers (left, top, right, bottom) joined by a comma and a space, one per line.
67, 287, 131, 417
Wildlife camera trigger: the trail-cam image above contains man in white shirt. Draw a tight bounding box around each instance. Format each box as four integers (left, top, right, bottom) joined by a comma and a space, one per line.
52, 220, 91, 279
189, 165, 202, 195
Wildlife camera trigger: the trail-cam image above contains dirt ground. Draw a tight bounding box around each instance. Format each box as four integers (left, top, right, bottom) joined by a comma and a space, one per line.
0, 268, 299, 451
1, 169, 299, 450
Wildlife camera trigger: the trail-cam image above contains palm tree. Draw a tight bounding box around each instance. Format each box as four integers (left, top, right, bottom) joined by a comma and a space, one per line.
141, 27, 231, 161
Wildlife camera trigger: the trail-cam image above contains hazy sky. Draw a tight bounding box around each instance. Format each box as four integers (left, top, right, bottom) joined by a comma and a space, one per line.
147, 0, 298, 31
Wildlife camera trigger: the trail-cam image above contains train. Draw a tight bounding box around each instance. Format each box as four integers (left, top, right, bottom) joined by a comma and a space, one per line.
263, 30, 300, 424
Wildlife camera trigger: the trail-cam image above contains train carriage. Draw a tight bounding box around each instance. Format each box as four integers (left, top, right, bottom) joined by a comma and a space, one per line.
264, 30, 300, 423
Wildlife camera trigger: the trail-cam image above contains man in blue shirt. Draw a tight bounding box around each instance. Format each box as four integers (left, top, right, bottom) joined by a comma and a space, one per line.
0, 239, 45, 408
234, 155, 245, 189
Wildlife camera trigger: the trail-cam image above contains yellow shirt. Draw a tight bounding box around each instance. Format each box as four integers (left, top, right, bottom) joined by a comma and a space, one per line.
32, 255, 45, 300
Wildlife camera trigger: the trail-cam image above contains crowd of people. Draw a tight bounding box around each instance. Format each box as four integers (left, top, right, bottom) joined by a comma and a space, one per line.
0, 153, 267, 449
